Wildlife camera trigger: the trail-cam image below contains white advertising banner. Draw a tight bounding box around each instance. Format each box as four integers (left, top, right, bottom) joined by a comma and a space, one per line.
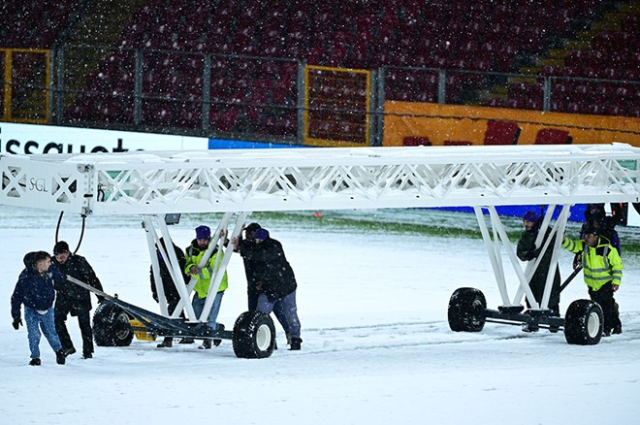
0, 123, 208, 154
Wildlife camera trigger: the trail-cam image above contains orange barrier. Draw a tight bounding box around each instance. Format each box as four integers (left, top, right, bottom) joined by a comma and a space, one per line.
383, 101, 640, 147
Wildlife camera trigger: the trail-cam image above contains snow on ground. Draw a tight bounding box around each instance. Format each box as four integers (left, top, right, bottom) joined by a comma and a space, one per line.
1, 207, 639, 424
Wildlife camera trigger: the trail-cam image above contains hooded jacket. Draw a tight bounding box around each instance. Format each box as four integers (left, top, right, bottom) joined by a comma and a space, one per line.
562, 235, 623, 291
517, 225, 562, 308
11, 252, 66, 319
53, 252, 103, 314
240, 237, 297, 302
185, 239, 228, 298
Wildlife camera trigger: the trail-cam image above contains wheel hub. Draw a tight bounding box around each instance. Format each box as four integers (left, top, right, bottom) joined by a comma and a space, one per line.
586, 311, 601, 338
255, 323, 272, 351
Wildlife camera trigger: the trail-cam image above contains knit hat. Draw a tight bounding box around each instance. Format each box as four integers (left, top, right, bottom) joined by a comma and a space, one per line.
254, 228, 269, 240
245, 222, 262, 233
523, 211, 539, 223
53, 241, 70, 255
195, 225, 211, 240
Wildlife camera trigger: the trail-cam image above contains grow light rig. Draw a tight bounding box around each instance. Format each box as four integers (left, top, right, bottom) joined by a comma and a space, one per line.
2, 143, 640, 354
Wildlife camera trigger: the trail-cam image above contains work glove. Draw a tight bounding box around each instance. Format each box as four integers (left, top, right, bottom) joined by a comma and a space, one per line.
573, 253, 582, 270
12, 318, 22, 330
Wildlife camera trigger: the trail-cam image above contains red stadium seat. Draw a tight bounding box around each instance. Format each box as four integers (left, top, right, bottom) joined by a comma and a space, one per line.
484, 120, 521, 145
535, 128, 571, 145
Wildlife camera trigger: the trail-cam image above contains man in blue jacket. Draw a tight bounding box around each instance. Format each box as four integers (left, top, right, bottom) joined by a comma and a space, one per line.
11, 251, 67, 366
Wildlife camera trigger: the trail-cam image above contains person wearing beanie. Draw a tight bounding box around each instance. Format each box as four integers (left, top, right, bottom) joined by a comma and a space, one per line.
522, 210, 539, 225
579, 204, 621, 256
185, 224, 228, 349
195, 225, 211, 240
234, 227, 303, 350
11, 251, 67, 366
232, 223, 292, 345
575, 205, 623, 333
52, 241, 104, 359
563, 226, 623, 336
516, 210, 562, 332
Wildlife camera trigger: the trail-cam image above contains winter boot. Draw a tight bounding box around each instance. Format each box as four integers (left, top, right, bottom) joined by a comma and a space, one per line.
200, 339, 212, 349
213, 324, 225, 347
157, 338, 173, 348
64, 347, 77, 356
289, 337, 302, 351
286, 332, 292, 346
55, 349, 66, 365
82, 351, 93, 359
612, 324, 622, 335
29, 358, 41, 366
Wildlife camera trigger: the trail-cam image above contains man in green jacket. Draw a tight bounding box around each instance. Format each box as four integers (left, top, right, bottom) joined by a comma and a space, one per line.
185, 225, 228, 348
562, 225, 623, 336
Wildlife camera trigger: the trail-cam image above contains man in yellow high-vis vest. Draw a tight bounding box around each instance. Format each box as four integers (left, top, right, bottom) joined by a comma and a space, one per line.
562, 224, 623, 336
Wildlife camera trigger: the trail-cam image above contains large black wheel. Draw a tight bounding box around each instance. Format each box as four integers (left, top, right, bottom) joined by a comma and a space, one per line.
232, 311, 275, 359
564, 299, 603, 345
93, 303, 134, 347
448, 287, 486, 332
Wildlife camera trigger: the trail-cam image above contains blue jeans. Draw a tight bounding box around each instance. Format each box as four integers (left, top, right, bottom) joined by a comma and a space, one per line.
256, 291, 301, 339
24, 306, 62, 359
192, 292, 223, 328
248, 290, 291, 333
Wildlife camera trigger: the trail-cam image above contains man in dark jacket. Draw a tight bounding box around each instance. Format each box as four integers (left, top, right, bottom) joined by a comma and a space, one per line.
11, 251, 67, 366
516, 211, 562, 332
52, 241, 103, 359
233, 222, 291, 343
239, 228, 302, 350
151, 238, 190, 347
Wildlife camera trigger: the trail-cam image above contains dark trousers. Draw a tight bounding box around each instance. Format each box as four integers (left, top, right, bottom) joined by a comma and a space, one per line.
256, 291, 301, 339
248, 289, 290, 333
54, 307, 94, 355
589, 282, 621, 332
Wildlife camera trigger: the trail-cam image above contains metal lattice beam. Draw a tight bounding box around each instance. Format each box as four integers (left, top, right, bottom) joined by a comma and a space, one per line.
1, 144, 640, 216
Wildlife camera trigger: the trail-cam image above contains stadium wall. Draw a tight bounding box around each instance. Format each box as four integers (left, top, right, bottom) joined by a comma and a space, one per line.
383, 102, 640, 147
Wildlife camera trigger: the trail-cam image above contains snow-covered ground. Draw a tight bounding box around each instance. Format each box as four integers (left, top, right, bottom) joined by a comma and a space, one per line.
1, 206, 639, 424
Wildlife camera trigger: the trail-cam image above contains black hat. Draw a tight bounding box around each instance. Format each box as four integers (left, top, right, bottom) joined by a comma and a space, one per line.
245, 222, 261, 233
53, 241, 70, 255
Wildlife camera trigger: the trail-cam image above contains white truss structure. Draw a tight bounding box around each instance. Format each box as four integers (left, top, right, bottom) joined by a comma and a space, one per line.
1, 144, 639, 216
2, 144, 640, 324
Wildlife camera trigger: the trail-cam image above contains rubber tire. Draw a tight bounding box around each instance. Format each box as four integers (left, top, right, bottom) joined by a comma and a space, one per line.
564, 299, 603, 345
93, 303, 134, 347
232, 311, 275, 359
448, 287, 486, 332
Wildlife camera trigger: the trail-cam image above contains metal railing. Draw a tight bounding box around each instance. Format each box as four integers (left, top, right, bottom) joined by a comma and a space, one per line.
1, 45, 638, 145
